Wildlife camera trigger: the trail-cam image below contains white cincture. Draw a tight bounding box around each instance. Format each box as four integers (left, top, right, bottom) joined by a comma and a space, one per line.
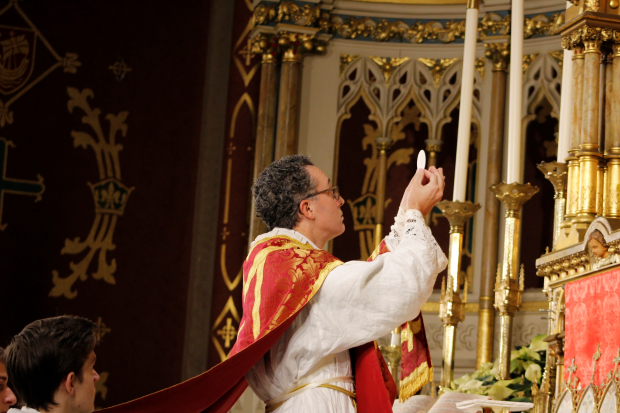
265, 376, 354, 407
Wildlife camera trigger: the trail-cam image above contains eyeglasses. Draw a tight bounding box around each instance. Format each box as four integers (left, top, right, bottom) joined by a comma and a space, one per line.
302, 186, 340, 202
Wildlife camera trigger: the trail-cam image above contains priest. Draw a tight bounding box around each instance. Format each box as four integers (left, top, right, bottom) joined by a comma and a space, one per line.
100, 155, 447, 413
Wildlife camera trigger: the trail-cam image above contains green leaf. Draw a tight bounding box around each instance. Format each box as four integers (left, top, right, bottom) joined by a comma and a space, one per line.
528, 334, 548, 352
525, 363, 542, 384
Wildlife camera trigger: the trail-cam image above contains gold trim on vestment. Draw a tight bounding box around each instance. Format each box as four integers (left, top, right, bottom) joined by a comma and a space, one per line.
265, 383, 356, 413
399, 362, 434, 402
244, 235, 343, 339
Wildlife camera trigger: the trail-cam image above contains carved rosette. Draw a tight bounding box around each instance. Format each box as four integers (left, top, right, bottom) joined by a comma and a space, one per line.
436, 200, 481, 232
537, 161, 568, 195
484, 42, 510, 72
490, 182, 539, 216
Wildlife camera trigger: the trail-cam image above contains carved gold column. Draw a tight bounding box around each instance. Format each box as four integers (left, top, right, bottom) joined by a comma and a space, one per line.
425, 139, 442, 168
374, 137, 392, 247
274, 30, 325, 159
564, 47, 584, 228
575, 39, 602, 225
249, 35, 279, 242
437, 200, 481, 386
537, 162, 568, 250
490, 182, 538, 379
607, 43, 620, 217
476, 42, 509, 369
275, 40, 302, 159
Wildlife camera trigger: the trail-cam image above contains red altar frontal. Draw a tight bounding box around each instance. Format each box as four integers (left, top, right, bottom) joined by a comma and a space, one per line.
536, 218, 620, 413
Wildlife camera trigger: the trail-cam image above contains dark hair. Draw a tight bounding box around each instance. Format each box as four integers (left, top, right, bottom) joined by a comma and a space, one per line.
0, 347, 4, 365
588, 229, 609, 248
253, 155, 316, 231
5, 316, 97, 411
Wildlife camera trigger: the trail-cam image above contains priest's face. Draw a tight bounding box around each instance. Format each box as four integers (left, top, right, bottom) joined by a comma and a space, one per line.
306, 166, 345, 240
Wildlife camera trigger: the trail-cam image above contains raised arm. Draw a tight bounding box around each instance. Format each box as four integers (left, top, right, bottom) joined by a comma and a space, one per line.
289, 167, 447, 356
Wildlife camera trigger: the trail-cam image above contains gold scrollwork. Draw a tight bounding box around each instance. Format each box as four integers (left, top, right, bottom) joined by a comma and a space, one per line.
340, 54, 359, 75
253, 4, 563, 45
418, 58, 459, 87
50, 88, 134, 299
484, 42, 510, 72
346, 104, 418, 259
523, 54, 539, 74
524, 13, 564, 39
370, 56, 409, 83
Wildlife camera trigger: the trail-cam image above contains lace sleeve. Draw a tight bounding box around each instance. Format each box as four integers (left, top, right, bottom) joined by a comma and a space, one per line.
401, 209, 447, 270
385, 207, 407, 251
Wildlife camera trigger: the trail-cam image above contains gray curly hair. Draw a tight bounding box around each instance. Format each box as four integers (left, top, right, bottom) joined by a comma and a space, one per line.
253, 155, 316, 231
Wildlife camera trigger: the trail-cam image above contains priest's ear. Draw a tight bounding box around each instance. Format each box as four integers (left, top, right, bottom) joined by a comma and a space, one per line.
298, 199, 315, 220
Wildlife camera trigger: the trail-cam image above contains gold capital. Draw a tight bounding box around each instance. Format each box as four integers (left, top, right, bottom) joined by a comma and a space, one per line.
436, 200, 481, 232
490, 182, 539, 217
537, 162, 568, 194
484, 42, 510, 72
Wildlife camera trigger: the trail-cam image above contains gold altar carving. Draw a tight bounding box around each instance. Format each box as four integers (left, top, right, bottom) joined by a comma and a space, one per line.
418, 58, 460, 87
340, 54, 359, 75
252, 2, 565, 44
50, 88, 134, 300
370, 57, 410, 83
523, 54, 540, 74
345, 105, 417, 260
485, 42, 510, 72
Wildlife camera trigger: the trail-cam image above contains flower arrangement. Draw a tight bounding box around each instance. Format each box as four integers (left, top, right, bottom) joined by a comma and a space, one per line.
442, 334, 548, 403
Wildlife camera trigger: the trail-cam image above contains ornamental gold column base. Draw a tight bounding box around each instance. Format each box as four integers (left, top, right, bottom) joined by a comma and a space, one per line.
379, 341, 402, 393
537, 162, 567, 251
490, 182, 537, 380
436, 200, 480, 387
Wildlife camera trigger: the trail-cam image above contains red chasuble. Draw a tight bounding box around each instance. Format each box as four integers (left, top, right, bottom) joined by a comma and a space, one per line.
100, 236, 431, 413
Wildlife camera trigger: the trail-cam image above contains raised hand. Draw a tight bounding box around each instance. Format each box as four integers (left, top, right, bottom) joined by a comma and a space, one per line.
399, 166, 445, 216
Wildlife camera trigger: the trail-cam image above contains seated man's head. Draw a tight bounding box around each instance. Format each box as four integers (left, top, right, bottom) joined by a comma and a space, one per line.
5, 316, 99, 413
253, 155, 344, 246
0, 348, 16, 413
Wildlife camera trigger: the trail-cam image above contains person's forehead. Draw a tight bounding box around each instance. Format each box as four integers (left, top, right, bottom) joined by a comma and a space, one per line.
306, 165, 329, 183
0, 361, 6, 379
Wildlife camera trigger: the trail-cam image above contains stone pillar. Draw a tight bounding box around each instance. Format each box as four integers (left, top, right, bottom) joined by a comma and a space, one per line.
575, 40, 602, 224
606, 44, 620, 217
565, 47, 584, 224
249, 38, 279, 243
437, 201, 481, 386
476, 42, 509, 369
374, 137, 392, 247
274, 49, 301, 159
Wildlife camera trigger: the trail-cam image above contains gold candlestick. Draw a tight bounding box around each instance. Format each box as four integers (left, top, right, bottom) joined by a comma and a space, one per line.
437, 200, 481, 386
537, 162, 568, 251
490, 182, 538, 379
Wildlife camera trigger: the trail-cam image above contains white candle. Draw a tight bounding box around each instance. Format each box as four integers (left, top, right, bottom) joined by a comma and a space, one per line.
391, 330, 401, 347
506, 0, 525, 183
453, 5, 479, 202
